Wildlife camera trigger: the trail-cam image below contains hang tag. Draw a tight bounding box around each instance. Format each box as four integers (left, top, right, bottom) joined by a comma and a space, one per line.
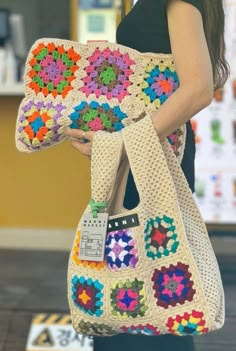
78, 213, 109, 262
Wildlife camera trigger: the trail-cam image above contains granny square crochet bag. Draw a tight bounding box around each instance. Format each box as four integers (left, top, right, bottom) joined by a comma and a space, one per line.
15, 38, 185, 156
67, 115, 224, 337
15, 38, 224, 337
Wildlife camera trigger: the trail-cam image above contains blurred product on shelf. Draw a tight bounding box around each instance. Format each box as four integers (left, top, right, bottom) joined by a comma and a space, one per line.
195, 178, 206, 199
190, 119, 201, 144
232, 78, 236, 100
0, 8, 10, 45
210, 119, 225, 145
213, 87, 224, 102
80, 0, 114, 8
233, 179, 236, 197
211, 173, 223, 199
0, 8, 26, 84
0, 47, 5, 83
9, 13, 27, 81
232, 120, 236, 143
0, 8, 10, 83
5, 43, 17, 84
233, 180, 236, 208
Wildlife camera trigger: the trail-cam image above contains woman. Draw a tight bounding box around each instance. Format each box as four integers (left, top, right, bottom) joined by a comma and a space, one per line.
66, 0, 229, 350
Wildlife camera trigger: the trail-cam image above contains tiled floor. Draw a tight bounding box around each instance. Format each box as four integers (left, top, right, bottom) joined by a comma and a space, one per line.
0, 248, 235, 351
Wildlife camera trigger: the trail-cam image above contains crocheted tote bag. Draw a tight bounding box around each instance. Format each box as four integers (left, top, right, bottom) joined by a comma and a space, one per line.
15, 37, 224, 337
67, 114, 225, 337
15, 38, 185, 158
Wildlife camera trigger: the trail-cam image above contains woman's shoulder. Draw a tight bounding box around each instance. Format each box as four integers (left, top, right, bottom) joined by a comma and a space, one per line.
162, 0, 203, 16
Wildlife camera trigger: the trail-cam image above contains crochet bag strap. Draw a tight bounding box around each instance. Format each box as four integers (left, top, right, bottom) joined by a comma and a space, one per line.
90, 131, 125, 207
121, 114, 224, 326
121, 115, 180, 213
90, 116, 186, 215
161, 135, 224, 325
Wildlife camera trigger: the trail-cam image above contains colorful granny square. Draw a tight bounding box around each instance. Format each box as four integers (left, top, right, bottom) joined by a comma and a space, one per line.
69, 101, 126, 132
166, 310, 209, 335
78, 320, 116, 336
121, 324, 161, 336
167, 129, 185, 157
152, 262, 196, 309
80, 48, 135, 102
28, 42, 80, 97
105, 229, 138, 271
110, 279, 148, 318
138, 62, 179, 107
144, 215, 179, 260
16, 39, 187, 158
71, 276, 104, 317
72, 230, 105, 271
17, 100, 67, 150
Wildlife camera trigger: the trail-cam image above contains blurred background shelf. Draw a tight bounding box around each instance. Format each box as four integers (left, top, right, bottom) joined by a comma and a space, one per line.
0, 83, 24, 96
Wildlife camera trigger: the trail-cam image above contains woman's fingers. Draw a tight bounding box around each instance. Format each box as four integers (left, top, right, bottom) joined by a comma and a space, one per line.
65, 128, 95, 141
65, 128, 96, 160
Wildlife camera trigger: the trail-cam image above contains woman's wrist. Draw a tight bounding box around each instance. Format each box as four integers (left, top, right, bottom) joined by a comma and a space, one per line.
150, 113, 166, 141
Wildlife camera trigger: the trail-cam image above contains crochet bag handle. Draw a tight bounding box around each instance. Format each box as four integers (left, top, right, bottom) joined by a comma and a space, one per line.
90, 130, 125, 207
120, 112, 218, 261
90, 117, 185, 216
121, 116, 180, 213
120, 114, 224, 326
161, 134, 224, 326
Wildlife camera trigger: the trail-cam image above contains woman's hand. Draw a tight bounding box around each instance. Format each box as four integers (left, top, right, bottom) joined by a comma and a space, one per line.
65, 128, 96, 160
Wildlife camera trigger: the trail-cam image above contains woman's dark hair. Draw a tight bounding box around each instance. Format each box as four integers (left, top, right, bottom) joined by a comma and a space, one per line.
201, 0, 230, 91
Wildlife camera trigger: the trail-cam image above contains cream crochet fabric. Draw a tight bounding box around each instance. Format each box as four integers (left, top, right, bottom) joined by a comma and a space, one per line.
67, 115, 224, 337
15, 37, 224, 337
15, 38, 185, 162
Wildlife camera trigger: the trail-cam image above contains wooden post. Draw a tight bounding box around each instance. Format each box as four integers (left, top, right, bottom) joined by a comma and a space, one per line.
70, 0, 78, 41
117, 0, 132, 28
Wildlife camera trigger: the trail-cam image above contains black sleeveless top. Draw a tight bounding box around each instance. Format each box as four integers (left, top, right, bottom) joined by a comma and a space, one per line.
117, 0, 203, 206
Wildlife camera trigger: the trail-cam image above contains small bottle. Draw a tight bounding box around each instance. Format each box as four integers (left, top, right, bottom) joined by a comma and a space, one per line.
0, 46, 6, 83
5, 42, 17, 84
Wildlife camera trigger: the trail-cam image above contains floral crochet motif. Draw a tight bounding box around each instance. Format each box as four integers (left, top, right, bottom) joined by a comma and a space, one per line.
17, 100, 67, 150
167, 128, 184, 157
138, 62, 179, 107
72, 230, 105, 270
110, 279, 147, 318
69, 101, 126, 132
144, 215, 179, 260
71, 276, 104, 317
121, 324, 161, 336
166, 310, 209, 335
78, 320, 117, 336
152, 262, 196, 309
105, 229, 138, 271
80, 48, 135, 102
28, 42, 80, 97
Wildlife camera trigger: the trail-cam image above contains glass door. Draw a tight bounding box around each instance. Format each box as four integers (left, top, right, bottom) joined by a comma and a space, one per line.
70, 0, 132, 42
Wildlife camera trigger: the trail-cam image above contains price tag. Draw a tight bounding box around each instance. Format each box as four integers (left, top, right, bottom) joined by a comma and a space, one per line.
78, 213, 109, 262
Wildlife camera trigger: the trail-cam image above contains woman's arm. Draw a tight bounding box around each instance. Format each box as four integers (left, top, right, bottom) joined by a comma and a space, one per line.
151, 0, 214, 139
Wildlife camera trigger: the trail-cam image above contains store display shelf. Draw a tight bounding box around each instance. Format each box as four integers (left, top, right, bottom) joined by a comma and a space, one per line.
0, 83, 24, 96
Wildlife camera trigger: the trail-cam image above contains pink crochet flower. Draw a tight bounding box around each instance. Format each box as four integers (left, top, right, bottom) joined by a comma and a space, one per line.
88, 117, 104, 131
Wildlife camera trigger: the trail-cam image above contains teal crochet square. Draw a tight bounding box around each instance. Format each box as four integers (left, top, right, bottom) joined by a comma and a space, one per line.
71, 275, 104, 317
144, 215, 179, 260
